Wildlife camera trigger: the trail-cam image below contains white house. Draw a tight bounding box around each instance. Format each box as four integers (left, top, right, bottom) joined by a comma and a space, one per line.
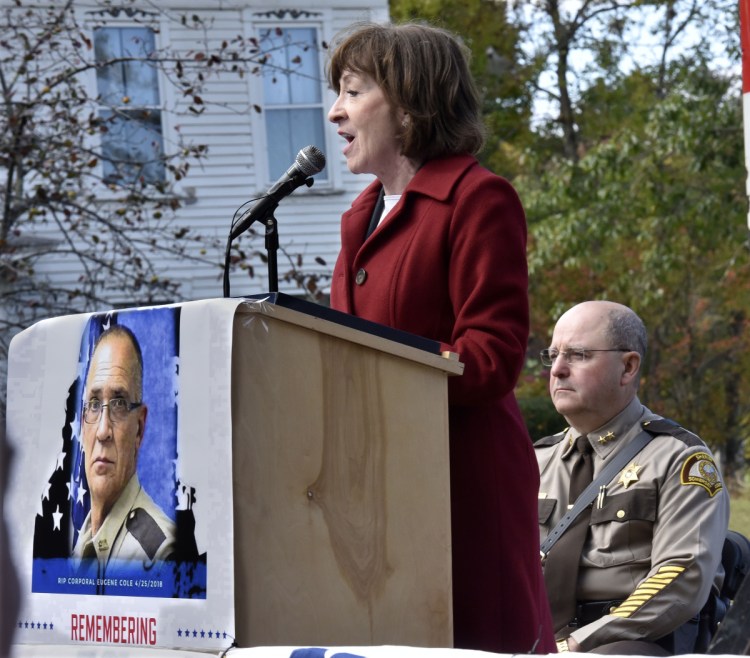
162, 0, 388, 302
15, 0, 390, 308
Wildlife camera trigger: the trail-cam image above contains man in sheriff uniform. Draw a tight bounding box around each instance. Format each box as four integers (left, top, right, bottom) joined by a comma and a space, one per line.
536, 301, 729, 655
72, 325, 176, 582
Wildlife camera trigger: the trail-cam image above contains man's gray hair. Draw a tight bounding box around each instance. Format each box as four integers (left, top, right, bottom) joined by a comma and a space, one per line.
606, 306, 647, 359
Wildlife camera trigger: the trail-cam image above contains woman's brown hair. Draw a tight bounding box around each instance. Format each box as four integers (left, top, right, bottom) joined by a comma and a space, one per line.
327, 22, 486, 160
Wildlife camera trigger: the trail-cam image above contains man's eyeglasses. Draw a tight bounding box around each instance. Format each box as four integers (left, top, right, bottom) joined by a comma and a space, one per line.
83, 397, 142, 424
540, 348, 631, 367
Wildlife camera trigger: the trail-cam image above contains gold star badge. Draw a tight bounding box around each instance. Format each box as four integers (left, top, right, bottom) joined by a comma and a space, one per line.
619, 462, 642, 488
599, 431, 616, 444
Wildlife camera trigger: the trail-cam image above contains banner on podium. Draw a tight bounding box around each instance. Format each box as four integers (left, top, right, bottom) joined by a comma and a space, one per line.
6, 299, 244, 653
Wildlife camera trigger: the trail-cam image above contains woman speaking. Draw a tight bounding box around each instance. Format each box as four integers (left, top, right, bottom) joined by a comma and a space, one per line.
326, 21, 554, 653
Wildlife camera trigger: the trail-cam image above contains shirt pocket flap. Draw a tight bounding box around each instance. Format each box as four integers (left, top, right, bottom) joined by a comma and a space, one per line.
590, 489, 657, 524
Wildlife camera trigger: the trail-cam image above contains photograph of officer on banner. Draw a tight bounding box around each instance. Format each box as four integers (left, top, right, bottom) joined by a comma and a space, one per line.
31, 306, 204, 598
72, 323, 177, 568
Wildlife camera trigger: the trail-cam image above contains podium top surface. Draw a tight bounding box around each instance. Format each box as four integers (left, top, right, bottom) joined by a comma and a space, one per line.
241, 293, 463, 375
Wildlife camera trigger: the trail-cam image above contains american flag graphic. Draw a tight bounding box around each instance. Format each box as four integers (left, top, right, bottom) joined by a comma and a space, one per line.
32, 314, 111, 558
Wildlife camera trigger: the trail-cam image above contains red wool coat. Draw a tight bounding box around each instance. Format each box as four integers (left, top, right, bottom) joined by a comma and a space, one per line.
330, 154, 555, 653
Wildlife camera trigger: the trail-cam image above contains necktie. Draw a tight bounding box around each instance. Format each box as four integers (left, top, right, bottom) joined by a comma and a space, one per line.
543, 434, 595, 634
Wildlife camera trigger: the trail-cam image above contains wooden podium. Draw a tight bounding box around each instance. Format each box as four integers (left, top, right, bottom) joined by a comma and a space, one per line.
5, 295, 461, 653
229, 294, 462, 647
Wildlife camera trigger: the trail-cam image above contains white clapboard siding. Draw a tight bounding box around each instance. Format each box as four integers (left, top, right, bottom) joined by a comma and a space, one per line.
6, 0, 388, 309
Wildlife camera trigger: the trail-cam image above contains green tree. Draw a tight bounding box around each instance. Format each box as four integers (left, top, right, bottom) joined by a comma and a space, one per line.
390, 0, 747, 480
519, 56, 749, 483
509, 0, 737, 161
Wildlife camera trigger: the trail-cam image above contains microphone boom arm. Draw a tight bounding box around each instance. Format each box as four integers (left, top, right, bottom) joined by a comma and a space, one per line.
224, 145, 325, 297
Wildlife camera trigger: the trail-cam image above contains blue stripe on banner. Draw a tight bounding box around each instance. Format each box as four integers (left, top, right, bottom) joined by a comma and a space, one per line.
32, 557, 207, 598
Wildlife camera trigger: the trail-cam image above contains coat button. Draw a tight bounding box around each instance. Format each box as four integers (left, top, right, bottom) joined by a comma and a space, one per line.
355, 268, 367, 285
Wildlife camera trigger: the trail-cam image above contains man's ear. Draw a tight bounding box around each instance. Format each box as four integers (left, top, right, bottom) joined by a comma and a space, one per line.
621, 352, 641, 385
135, 405, 148, 451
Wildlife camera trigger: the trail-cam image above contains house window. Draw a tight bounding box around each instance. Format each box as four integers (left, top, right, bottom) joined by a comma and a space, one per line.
94, 26, 165, 186
259, 26, 328, 183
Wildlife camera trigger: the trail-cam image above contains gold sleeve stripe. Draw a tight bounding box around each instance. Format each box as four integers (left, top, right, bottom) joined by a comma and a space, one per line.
610, 565, 687, 618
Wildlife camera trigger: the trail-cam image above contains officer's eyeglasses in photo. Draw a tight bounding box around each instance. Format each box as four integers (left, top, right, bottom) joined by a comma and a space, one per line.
83, 397, 143, 424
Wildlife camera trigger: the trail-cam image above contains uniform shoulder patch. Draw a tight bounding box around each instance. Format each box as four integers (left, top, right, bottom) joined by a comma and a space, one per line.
680, 452, 723, 497
126, 507, 167, 560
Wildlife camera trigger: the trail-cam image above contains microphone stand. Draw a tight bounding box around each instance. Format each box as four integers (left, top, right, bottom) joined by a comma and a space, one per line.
223, 177, 315, 298
264, 213, 279, 293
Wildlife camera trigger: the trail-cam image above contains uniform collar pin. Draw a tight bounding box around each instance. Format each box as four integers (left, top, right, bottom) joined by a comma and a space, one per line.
598, 430, 616, 444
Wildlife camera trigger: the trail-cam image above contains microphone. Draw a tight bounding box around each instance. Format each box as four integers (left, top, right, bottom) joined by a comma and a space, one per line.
230, 145, 326, 240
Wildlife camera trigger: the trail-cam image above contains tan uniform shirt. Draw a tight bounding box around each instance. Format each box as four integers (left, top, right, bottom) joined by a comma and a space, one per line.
73, 474, 177, 573
536, 397, 729, 650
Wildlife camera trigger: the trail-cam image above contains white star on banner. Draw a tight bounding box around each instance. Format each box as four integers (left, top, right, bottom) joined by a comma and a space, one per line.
52, 505, 63, 531
76, 483, 87, 505
55, 450, 66, 471
42, 482, 51, 501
